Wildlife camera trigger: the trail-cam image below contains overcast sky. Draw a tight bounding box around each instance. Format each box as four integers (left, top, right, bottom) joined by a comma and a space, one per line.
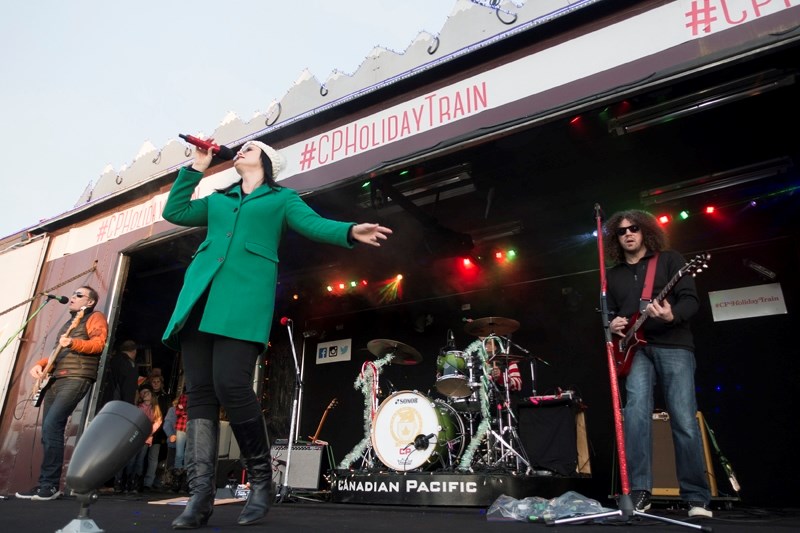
0, 1, 457, 239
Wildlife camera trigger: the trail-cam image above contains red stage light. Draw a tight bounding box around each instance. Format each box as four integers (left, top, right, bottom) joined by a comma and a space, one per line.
658, 214, 671, 224
704, 206, 716, 214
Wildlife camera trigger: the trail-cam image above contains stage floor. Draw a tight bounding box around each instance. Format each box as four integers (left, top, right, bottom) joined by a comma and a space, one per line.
1, 490, 798, 533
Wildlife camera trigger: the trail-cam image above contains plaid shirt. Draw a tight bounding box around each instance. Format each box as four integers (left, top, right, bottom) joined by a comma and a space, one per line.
175, 394, 188, 432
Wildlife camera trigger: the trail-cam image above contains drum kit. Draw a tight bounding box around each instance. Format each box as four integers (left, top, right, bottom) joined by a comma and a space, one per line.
358, 317, 536, 474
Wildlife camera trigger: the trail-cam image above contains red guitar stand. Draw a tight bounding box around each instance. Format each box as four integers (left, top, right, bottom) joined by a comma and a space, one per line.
550, 205, 711, 532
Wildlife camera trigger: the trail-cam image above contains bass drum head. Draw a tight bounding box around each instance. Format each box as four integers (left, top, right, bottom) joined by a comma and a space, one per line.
370, 390, 464, 471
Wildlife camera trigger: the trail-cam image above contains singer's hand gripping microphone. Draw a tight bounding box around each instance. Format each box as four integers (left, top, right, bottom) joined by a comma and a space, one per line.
179, 134, 236, 160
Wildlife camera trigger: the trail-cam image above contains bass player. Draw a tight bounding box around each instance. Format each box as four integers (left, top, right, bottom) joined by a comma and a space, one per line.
604, 210, 712, 518
16, 286, 108, 502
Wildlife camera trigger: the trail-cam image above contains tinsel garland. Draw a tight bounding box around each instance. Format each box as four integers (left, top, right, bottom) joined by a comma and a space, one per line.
457, 339, 491, 471
337, 353, 394, 469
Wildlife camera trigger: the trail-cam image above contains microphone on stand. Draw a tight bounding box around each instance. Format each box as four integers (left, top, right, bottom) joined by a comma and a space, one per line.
45, 294, 69, 304
179, 134, 236, 160
413, 433, 436, 450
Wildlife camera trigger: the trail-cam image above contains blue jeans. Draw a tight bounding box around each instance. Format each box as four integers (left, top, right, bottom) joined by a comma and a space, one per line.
174, 430, 187, 469
133, 444, 149, 475
624, 345, 710, 504
39, 377, 93, 489
144, 442, 162, 487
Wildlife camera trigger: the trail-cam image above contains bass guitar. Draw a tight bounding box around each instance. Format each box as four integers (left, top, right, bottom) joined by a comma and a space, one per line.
614, 253, 710, 377
32, 306, 86, 407
309, 398, 338, 444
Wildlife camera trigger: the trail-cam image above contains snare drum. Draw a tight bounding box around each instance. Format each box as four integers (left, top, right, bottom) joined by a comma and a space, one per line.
371, 390, 465, 471
435, 350, 474, 398
448, 389, 483, 413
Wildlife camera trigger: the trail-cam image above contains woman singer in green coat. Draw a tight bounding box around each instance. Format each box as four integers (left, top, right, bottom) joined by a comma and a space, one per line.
162, 139, 391, 529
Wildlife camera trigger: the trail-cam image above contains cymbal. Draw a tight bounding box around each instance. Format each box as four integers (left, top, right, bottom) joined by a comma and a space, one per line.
366, 339, 422, 365
464, 317, 520, 337
487, 353, 527, 363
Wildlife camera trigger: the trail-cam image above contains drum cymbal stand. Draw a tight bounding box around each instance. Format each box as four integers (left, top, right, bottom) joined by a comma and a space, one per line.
483, 337, 531, 473
489, 370, 531, 473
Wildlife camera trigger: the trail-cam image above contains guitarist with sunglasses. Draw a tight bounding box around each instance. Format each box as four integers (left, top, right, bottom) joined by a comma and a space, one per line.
15, 286, 108, 502
604, 210, 712, 519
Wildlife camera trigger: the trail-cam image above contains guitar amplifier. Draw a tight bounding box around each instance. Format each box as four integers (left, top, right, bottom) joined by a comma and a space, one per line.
652, 411, 718, 497
270, 442, 325, 490
517, 393, 591, 476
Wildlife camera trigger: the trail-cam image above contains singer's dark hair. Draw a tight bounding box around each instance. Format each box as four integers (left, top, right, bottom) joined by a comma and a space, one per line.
217, 147, 281, 195
603, 209, 668, 264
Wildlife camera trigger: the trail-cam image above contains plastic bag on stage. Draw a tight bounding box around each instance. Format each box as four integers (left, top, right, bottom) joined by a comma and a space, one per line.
487, 491, 612, 522
487, 494, 552, 521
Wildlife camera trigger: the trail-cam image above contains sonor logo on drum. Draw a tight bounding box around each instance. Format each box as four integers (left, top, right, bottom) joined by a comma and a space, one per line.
394, 397, 419, 404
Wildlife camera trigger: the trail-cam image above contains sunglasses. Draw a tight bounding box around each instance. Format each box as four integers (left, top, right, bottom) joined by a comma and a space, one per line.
615, 225, 640, 236
72, 292, 88, 298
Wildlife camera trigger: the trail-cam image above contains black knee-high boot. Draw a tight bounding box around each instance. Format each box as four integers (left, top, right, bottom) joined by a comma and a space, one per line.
172, 419, 219, 530
230, 416, 272, 526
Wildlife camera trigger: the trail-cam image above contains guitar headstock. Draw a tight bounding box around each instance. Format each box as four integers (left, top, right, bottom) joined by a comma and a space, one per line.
327, 398, 339, 411
685, 252, 711, 276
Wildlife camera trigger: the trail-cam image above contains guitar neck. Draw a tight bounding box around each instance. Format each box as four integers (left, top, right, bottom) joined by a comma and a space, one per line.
43, 307, 87, 374
627, 255, 705, 338
310, 399, 337, 443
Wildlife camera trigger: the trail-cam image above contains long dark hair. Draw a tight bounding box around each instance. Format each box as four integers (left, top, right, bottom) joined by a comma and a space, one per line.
603, 209, 668, 264
217, 146, 281, 194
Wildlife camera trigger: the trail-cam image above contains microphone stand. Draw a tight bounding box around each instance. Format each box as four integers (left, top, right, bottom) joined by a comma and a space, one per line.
551, 205, 707, 531
275, 320, 302, 504
0, 297, 53, 357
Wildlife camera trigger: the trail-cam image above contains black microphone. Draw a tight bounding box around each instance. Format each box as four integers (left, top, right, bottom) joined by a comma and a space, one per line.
179, 133, 236, 160
45, 294, 69, 304
280, 317, 292, 326
413, 433, 436, 450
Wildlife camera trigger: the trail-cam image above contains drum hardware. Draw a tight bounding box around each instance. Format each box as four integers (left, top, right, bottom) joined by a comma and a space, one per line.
481, 335, 532, 474
367, 339, 423, 365
484, 380, 531, 474
495, 334, 550, 396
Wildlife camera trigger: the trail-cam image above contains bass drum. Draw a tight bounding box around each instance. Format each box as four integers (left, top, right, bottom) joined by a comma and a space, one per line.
371, 390, 465, 471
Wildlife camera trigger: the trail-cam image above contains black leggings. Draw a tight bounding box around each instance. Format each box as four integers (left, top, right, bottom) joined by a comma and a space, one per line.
179, 294, 263, 424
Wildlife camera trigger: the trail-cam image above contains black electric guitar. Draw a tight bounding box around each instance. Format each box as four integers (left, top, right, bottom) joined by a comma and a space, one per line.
32, 306, 86, 407
614, 253, 710, 377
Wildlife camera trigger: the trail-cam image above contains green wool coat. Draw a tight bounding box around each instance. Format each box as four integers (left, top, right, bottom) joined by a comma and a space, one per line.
161, 167, 354, 351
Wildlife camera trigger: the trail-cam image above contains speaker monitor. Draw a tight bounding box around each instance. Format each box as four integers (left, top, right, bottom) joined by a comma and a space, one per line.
270, 443, 325, 490
652, 411, 718, 497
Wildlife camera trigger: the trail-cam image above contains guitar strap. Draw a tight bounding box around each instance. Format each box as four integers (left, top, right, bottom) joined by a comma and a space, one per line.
639, 252, 660, 313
